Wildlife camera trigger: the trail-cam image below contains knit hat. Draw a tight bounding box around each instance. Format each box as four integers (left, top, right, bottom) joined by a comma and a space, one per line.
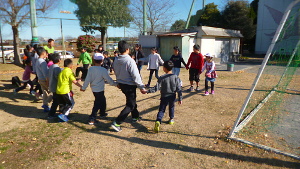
94, 53, 104, 60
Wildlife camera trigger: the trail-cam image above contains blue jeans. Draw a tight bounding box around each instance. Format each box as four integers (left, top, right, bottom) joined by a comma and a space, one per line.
156, 95, 176, 123
172, 67, 180, 76
137, 64, 143, 74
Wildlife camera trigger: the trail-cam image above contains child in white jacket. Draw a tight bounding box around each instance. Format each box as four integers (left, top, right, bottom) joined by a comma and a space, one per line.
146, 47, 164, 87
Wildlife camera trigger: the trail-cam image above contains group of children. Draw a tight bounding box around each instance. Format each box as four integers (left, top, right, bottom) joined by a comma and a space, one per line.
13, 40, 217, 133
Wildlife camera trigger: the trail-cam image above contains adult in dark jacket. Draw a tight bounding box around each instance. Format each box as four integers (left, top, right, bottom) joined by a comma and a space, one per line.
132, 44, 145, 73
169, 46, 187, 76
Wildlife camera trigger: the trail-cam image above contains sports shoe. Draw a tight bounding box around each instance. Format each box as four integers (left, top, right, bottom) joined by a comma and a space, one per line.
42, 105, 50, 112
211, 90, 215, 94
154, 121, 160, 133
204, 91, 209, 96
168, 119, 174, 125
99, 113, 108, 119
88, 120, 95, 125
58, 114, 69, 122
195, 86, 201, 91
187, 86, 194, 92
132, 117, 142, 123
145, 84, 150, 88
30, 91, 36, 96
111, 121, 122, 132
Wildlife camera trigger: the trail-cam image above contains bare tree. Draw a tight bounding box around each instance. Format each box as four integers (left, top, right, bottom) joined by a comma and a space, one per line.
130, 0, 175, 34
0, 0, 57, 65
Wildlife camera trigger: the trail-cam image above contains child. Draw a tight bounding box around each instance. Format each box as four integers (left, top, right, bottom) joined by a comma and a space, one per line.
102, 51, 112, 73
169, 46, 187, 76
186, 44, 204, 92
35, 47, 52, 112
147, 61, 183, 133
146, 47, 164, 87
13, 60, 34, 95
201, 53, 217, 96
44, 38, 55, 54
56, 59, 82, 122
77, 47, 92, 80
48, 53, 62, 119
81, 54, 117, 125
47, 53, 54, 68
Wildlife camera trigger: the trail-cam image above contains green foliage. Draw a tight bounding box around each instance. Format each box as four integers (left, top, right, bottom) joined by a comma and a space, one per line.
189, 9, 204, 27
76, 35, 96, 53
170, 19, 186, 31
198, 3, 221, 27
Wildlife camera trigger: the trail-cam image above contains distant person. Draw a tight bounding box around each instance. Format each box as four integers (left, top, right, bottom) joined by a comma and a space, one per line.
35, 47, 52, 112
102, 51, 112, 73
48, 53, 62, 119
201, 53, 217, 96
132, 44, 145, 73
147, 61, 183, 133
81, 54, 117, 125
186, 44, 204, 92
13, 60, 34, 95
146, 47, 164, 87
77, 47, 92, 80
24, 45, 34, 62
169, 46, 187, 76
47, 53, 54, 68
111, 40, 147, 132
44, 39, 55, 54
97, 45, 104, 53
56, 59, 82, 122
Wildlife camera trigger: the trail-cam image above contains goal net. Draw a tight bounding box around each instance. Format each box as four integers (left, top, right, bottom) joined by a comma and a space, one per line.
229, 0, 300, 160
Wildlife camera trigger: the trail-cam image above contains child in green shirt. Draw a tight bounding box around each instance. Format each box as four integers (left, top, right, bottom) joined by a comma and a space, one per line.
77, 47, 92, 81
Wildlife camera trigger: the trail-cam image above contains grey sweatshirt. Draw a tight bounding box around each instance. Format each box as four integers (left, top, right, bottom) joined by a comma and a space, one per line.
82, 66, 117, 92
49, 64, 62, 93
31, 53, 39, 73
113, 54, 145, 89
148, 74, 183, 101
35, 58, 48, 81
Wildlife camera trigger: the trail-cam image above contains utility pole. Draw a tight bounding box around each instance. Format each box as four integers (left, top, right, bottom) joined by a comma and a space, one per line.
0, 20, 5, 64
203, 0, 206, 9
185, 0, 196, 29
30, 0, 39, 46
143, 0, 147, 35
60, 19, 66, 59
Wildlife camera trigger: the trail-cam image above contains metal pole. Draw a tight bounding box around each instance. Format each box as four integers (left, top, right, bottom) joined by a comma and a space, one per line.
185, 0, 196, 29
203, 0, 206, 9
30, 0, 39, 45
0, 20, 5, 64
143, 0, 147, 35
60, 18, 66, 59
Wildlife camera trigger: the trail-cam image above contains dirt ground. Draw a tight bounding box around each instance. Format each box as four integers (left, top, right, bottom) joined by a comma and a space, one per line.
0, 61, 299, 169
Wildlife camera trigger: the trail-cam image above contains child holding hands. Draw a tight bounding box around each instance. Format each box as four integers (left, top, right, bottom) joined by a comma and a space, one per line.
201, 53, 217, 96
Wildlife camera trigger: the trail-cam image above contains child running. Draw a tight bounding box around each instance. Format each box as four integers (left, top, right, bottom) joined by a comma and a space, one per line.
147, 61, 183, 133
77, 47, 92, 81
13, 60, 34, 95
201, 53, 217, 96
146, 47, 164, 87
102, 51, 112, 73
56, 59, 82, 122
81, 54, 117, 125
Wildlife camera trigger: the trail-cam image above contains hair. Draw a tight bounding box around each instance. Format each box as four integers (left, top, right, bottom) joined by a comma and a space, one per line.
163, 60, 174, 71
94, 49, 99, 53
48, 39, 54, 43
114, 51, 119, 54
64, 59, 73, 67
33, 44, 40, 51
103, 51, 108, 56
26, 45, 32, 51
25, 59, 31, 65
193, 44, 200, 51
51, 53, 60, 64
36, 47, 46, 56
81, 46, 88, 51
151, 47, 157, 53
94, 59, 103, 64
98, 45, 103, 49
118, 40, 130, 54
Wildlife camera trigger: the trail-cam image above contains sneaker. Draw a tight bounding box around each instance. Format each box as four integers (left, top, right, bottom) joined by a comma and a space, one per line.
111, 121, 122, 132
195, 86, 201, 91
88, 121, 95, 125
211, 90, 215, 94
145, 84, 150, 88
30, 91, 36, 96
187, 86, 194, 92
154, 121, 160, 133
204, 91, 209, 96
13, 89, 17, 95
168, 119, 175, 125
132, 117, 142, 123
58, 114, 69, 122
42, 105, 50, 112
99, 113, 108, 119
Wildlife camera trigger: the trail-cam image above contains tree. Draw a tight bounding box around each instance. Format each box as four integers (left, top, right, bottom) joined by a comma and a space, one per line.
222, 1, 256, 40
250, 0, 259, 24
70, 0, 132, 50
197, 3, 221, 27
130, 0, 175, 34
170, 19, 186, 31
0, 0, 57, 65
189, 9, 204, 28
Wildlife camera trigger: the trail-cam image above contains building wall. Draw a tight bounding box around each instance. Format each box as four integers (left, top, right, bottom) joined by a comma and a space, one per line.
159, 36, 182, 61
255, 0, 295, 54
230, 38, 240, 53
200, 37, 215, 56
139, 35, 159, 48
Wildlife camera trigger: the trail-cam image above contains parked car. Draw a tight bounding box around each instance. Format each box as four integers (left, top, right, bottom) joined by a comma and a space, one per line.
54, 50, 75, 59
0, 46, 14, 61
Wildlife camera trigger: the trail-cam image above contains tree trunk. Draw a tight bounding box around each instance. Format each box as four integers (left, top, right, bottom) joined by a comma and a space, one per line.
12, 25, 22, 66
100, 27, 107, 51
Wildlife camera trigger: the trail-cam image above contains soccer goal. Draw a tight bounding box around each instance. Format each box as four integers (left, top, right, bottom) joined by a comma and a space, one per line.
228, 0, 300, 160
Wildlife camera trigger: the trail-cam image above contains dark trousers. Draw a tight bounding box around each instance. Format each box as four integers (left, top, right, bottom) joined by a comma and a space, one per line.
33, 76, 42, 94
82, 64, 89, 79
205, 80, 215, 91
89, 91, 106, 121
48, 92, 59, 117
137, 63, 143, 74
75, 67, 83, 77
189, 68, 200, 82
15, 80, 33, 93
156, 95, 176, 123
147, 69, 159, 86
57, 92, 74, 115
115, 84, 139, 124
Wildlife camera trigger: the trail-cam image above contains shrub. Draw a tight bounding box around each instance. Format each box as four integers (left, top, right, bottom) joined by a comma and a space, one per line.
76, 35, 96, 53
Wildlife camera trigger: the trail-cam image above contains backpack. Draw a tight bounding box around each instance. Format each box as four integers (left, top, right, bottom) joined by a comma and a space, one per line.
12, 76, 21, 87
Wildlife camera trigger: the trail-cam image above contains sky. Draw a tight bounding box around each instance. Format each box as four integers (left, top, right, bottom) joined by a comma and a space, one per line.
1, 0, 248, 40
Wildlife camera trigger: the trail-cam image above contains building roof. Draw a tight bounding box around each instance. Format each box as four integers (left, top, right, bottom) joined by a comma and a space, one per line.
201, 26, 243, 38
158, 32, 197, 37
